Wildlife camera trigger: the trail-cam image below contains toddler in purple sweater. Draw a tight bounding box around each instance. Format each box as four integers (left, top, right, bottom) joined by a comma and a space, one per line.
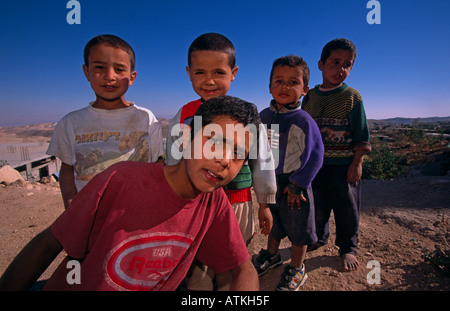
254, 55, 324, 291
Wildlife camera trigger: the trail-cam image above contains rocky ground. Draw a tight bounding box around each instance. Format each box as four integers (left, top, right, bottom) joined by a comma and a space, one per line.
249, 174, 450, 291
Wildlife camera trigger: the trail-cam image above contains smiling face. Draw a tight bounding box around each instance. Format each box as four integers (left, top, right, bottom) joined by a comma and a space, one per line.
83, 43, 136, 109
269, 65, 309, 109
318, 49, 355, 89
186, 50, 238, 101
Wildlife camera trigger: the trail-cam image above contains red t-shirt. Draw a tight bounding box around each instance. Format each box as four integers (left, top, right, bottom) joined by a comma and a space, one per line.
43, 162, 249, 291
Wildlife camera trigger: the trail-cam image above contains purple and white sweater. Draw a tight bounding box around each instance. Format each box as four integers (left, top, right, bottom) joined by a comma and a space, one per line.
260, 100, 324, 193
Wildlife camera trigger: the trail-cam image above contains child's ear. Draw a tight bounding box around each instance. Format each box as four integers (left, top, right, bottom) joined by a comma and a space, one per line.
186, 66, 192, 81
82, 64, 90, 81
302, 85, 310, 96
318, 60, 324, 72
129, 71, 137, 86
231, 66, 239, 81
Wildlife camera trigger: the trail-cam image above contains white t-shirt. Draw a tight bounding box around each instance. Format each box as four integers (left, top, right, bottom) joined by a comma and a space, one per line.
47, 102, 163, 191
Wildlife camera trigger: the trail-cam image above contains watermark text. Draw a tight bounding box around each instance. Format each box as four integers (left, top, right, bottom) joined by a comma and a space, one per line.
366, 0, 381, 24
66, 0, 81, 24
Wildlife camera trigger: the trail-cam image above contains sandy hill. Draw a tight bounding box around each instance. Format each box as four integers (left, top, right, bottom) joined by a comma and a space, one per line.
0, 119, 171, 141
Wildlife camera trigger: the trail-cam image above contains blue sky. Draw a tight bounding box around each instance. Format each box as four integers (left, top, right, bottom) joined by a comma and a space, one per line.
1, 0, 449, 126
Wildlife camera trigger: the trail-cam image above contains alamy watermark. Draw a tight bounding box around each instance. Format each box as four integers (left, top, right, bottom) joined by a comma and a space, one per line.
66, 0, 81, 24
64, 258, 382, 286
169, 116, 277, 170
67, 1, 380, 26
366, 0, 381, 24
66, 260, 81, 285
366, 260, 381, 284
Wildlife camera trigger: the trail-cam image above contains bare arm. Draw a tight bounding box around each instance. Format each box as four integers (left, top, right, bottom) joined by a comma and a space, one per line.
229, 259, 259, 291
59, 163, 77, 209
0, 227, 63, 291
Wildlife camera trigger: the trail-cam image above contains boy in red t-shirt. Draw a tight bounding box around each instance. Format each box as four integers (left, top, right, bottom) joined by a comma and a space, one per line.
167, 33, 276, 290
0, 96, 260, 291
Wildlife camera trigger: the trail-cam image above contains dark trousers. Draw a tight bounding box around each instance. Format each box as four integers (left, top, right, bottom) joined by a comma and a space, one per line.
312, 164, 361, 255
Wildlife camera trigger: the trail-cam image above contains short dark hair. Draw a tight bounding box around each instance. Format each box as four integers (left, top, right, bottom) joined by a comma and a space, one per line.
320, 38, 357, 64
191, 96, 261, 158
269, 55, 310, 87
194, 96, 260, 128
84, 34, 136, 71
187, 33, 236, 68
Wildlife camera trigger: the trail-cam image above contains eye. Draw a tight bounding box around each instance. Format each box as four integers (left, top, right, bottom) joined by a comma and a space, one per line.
209, 136, 223, 146
234, 148, 246, 160
290, 80, 299, 85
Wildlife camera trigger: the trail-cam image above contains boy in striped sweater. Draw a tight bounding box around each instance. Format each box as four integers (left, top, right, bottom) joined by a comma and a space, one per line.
302, 38, 371, 271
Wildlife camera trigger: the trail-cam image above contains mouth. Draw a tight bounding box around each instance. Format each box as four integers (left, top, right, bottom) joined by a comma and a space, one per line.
103, 84, 118, 91
203, 169, 225, 183
201, 89, 219, 95
334, 73, 345, 80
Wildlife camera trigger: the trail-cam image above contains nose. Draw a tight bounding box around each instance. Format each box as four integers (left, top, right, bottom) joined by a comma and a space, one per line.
281, 81, 290, 89
216, 157, 231, 168
337, 65, 346, 73
204, 73, 215, 86
104, 66, 116, 81
216, 147, 232, 168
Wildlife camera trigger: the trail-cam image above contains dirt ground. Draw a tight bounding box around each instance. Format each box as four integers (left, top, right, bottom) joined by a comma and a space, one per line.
250, 174, 450, 291
1, 172, 449, 291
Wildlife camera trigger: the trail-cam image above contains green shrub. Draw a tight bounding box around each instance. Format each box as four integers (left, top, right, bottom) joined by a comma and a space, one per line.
363, 147, 407, 180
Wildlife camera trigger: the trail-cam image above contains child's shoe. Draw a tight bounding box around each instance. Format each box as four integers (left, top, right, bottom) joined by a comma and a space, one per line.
253, 249, 282, 276
275, 264, 308, 291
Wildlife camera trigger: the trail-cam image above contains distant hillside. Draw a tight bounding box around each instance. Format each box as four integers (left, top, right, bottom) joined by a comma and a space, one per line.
0, 122, 57, 138
0, 119, 171, 140
2, 116, 449, 139
368, 116, 450, 129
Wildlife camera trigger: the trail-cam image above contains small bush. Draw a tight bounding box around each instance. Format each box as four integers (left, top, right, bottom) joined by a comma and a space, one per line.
363, 147, 407, 180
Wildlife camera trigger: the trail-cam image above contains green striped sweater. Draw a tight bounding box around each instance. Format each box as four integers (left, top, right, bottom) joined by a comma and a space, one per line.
302, 84, 371, 165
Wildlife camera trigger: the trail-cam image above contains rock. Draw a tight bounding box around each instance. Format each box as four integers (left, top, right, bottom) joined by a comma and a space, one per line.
329, 271, 339, 277
0, 165, 25, 186
39, 175, 57, 184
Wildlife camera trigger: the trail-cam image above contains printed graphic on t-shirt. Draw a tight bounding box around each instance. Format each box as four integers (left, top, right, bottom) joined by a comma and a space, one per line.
74, 130, 150, 181
105, 232, 193, 291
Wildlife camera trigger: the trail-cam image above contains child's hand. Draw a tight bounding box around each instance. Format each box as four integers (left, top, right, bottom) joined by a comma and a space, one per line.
347, 150, 365, 183
347, 162, 363, 183
283, 186, 306, 209
258, 203, 273, 236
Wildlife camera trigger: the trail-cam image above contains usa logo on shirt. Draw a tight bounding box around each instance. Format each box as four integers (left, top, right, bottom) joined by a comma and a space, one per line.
105, 232, 193, 290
